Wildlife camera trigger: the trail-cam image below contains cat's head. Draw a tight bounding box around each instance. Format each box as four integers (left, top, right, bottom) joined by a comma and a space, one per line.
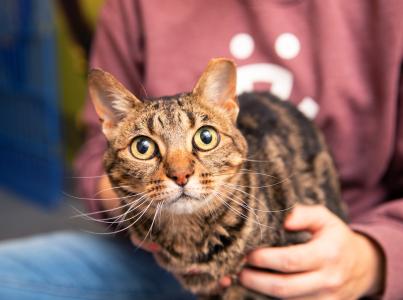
89, 58, 247, 215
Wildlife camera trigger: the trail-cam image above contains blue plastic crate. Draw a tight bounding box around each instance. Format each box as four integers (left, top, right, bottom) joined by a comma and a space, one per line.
0, 0, 62, 207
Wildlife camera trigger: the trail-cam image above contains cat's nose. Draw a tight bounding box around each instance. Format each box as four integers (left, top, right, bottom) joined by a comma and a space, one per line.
166, 167, 194, 187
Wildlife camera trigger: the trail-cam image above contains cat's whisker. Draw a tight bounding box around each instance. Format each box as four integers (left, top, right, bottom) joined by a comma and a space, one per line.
111, 200, 154, 235
210, 171, 295, 193
157, 200, 165, 227
204, 192, 217, 220
70, 193, 148, 219
70, 206, 121, 224
62, 190, 145, 201
102, 210, 129, 230
116, 196, 151, 225
209, 170, 280, 180
217, 188, 259, 215
215, 191, 252, 221
214, 192, 274, 231
210, 167, 278, 176
215, 190, 264, 241
111, 196, 156, 230
243, 152, 267, 160
106, 214, 126, 228
93, 185, 133, 196
219, 185, 296, 240
138, 81, 149, 98
220, 183, 261, 204
70, 194, 148, 224
110, 200, 150, 231
215, 194, 268, 242
238, 169, 281, 179
223, 174, 295, 189
135, 202, 160, 251
220, 183, 297, 214
104, 196, 151, 228
70, 203, 135, 220
241, 154, 287, 164
208, 171, 247, 179
241, 158, 275, 163
89, 200, 154, 235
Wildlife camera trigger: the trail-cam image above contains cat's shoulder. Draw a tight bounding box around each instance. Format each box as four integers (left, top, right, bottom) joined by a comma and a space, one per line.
237, 91, 315, 134
236, 91, 326, 162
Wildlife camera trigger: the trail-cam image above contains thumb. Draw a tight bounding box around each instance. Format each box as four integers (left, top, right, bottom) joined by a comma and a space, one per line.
285, 204, 332, 232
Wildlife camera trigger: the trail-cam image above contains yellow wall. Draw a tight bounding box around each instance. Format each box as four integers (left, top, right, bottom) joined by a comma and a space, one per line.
55, 0, 104, 163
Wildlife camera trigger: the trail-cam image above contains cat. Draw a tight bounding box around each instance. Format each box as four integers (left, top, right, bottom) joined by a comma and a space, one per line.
88, 58, 346, 300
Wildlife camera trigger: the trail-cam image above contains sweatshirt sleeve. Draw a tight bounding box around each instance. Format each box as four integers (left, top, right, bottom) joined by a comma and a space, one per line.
350, 75, 403, 300
74, 0, 145, 212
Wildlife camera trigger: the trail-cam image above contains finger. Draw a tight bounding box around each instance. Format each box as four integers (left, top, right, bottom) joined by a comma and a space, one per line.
285, 205, 337, 232
247, 242, 323, 272
239, 268, 322, 298
130, 235, 160, 252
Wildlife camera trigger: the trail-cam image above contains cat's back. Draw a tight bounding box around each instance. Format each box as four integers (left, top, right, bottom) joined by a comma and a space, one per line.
237, 91, 346, 220
237, 91, 324, 163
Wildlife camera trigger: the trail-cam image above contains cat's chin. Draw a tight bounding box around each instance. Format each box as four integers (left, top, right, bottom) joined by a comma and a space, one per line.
164, 195, 210, 215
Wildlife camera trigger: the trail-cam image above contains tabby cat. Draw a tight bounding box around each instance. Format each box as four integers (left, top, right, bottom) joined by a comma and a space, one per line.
88, 58, 346, 300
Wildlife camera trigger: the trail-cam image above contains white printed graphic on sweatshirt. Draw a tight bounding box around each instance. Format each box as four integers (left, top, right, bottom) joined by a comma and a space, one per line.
230, 33, 319, 120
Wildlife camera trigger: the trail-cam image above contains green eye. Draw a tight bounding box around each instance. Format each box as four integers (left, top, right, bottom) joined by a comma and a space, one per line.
130, 136, 157, 160
193, 126, 219, 151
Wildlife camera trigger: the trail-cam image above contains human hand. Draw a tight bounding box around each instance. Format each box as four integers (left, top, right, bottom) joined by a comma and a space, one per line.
221, 205, 385, 299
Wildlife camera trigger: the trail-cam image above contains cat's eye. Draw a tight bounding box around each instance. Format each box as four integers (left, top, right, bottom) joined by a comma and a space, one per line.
130, 136, 157, 160
193, 126, 219, 151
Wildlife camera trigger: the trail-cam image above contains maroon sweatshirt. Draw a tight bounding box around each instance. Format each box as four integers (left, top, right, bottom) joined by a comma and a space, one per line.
74, 1, 403, 298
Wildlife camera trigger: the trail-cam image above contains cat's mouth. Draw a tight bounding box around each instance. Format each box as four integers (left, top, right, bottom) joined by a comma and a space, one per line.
164, 190, 209, 214
171, 192, 198, 203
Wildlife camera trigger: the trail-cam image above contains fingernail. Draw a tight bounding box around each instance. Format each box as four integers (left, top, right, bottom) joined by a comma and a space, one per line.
219, 277, 231, 287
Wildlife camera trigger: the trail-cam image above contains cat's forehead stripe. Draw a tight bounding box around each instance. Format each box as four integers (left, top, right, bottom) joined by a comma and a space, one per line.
147, 115, 155, 134
157, 116, 164, 128
186, 111, 196, 128
177, 111, 182, 124
154, 99, 195, 126
139, 97, 215, 140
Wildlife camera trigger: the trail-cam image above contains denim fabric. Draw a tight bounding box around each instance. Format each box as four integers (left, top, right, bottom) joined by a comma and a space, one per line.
0, 232, 194, 300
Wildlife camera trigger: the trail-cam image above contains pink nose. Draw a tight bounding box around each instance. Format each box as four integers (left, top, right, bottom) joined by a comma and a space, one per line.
166, 168, 194, 186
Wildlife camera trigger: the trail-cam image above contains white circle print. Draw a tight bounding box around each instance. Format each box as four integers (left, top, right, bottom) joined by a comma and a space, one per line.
230, 33, 255, 60
275, 33, 301, 60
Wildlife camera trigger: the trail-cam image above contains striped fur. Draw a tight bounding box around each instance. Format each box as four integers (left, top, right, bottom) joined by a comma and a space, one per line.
89, 60, 346, 300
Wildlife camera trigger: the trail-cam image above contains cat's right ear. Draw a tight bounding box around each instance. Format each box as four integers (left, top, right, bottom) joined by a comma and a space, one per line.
193, 58, 239, 122
88, 69, 142, 139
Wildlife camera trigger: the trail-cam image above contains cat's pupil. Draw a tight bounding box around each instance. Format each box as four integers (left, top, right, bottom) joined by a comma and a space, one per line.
200, 130, 212, 144
137, 139, 150, 154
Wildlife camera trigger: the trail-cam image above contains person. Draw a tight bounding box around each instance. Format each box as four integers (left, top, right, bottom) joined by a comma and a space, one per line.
1, 0, 402, 299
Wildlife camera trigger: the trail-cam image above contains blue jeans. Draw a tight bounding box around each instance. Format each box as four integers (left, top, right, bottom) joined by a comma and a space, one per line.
0, 232, 194, 300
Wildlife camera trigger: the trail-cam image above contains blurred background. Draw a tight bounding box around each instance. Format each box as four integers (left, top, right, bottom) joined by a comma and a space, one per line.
0, 0, 106, 241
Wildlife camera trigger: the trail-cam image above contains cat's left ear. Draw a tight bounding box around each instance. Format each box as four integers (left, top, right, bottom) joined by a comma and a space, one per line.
88, 69, 142, 139
193, 58, 239, 122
